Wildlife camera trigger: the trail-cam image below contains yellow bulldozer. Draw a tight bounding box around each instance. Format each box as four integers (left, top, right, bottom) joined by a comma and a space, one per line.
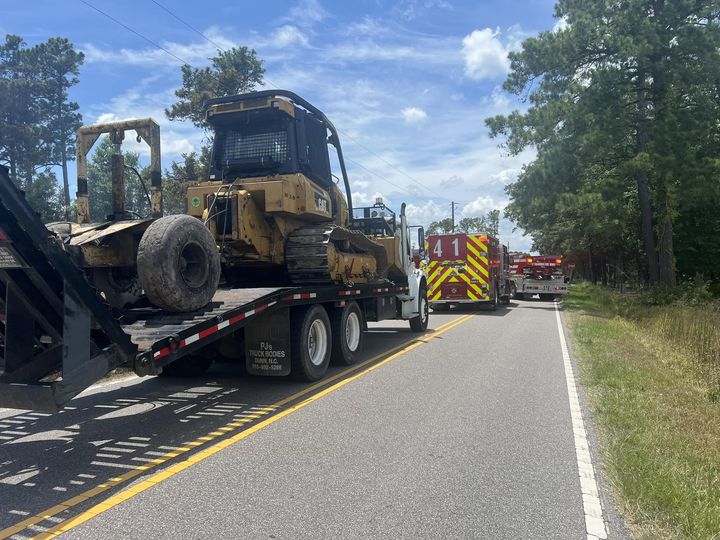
53, 90, 426, 316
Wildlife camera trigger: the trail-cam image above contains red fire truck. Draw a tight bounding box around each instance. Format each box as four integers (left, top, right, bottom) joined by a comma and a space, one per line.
426, 233, 511, 310
509, 254, 569, 301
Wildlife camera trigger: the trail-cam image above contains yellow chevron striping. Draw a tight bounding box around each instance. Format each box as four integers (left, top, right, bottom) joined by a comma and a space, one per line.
457, 271, 485, 296
464, 264, 486, 285
468, 235, 488, 253
467, 254, 490, 278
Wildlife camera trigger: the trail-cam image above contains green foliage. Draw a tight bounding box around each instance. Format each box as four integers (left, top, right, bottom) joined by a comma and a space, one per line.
87, 137, 149, 221
0, 34, 83, 217
488, 1, 720, 286
162, 151, 209, 215
165, 47, 265, 129
458, 209, 499, 235
426, 218, 453, 234
24, 170, 64, 222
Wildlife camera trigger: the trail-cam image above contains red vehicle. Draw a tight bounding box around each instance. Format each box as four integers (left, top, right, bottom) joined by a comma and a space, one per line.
509, 254, 569, 301
426, 233, 511, 310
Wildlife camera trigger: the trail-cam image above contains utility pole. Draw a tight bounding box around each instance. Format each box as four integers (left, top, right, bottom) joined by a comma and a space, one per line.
450, 201, 458, 232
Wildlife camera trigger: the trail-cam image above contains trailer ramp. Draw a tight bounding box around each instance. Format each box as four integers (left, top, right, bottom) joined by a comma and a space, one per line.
0, 165, 136, 411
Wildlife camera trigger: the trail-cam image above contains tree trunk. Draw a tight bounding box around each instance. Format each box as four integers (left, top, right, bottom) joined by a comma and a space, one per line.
61, 144, 70, 219
658, 196, 676, 286
635, 70, 659, 284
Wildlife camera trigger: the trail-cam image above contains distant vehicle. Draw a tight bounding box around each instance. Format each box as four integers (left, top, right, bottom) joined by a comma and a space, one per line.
509, 254, 569, 301
426, 232, 511, 311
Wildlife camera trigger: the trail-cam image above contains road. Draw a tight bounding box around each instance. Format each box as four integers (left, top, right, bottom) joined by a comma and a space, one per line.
0, 299, 626, 539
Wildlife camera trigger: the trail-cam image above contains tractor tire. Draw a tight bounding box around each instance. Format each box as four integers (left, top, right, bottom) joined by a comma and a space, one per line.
410, 283, 429, 332
137, 215, 220, 313
330, 301, 364, 366
290, 305, 332, 382
159, 355, 213, 377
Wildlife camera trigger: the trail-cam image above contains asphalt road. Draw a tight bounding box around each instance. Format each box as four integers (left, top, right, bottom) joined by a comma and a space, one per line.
0, 298, 627, 539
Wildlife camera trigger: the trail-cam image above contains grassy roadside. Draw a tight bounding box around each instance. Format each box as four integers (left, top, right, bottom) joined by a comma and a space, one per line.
564, 284, 720, 539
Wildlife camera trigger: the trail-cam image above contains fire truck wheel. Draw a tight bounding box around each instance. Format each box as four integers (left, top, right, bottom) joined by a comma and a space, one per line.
159, 355, 213, 377
410, 284, 429, 332
330, 301, 365, 366
138, 215, 221, 313
290, 305, 332, 381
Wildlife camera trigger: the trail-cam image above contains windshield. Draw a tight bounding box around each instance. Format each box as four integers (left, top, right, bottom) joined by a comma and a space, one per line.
215, 116, 290, 171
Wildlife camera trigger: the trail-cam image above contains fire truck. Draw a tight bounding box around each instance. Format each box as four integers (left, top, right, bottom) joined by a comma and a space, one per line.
509, 254, 569, 301
426, 233, 511, 311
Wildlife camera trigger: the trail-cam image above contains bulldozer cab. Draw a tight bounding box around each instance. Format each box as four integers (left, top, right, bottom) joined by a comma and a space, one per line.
203, 90, 355, 219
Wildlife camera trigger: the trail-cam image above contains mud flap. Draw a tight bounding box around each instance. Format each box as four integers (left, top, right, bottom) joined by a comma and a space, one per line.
245, 309, 291, 376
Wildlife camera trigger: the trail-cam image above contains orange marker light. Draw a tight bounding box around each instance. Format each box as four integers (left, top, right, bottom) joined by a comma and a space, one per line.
556, 258, 562, 264
527, 257, 533, 263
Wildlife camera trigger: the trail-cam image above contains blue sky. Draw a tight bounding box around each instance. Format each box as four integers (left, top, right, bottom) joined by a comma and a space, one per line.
3, 0, 562, 251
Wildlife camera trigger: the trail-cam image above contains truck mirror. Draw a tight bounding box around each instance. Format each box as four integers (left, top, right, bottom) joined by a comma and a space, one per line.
417, 227, 425, 255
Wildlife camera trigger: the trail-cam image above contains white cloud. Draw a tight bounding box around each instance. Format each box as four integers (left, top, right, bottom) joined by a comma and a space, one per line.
402, 107, 428, 125
286, 0, 327, 27
268, 25, 309, 48
462, 195, 507, 216
405, 200, 447, 225
553, 17, 570, 32
440, 175, 463, 188
462, 28, 511, 80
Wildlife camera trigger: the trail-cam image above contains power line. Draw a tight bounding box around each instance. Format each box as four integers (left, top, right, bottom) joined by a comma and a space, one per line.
344, 156, 407, 193
148, 0, 227, 52
78, 0, 189, 66
142, 0, 448, 201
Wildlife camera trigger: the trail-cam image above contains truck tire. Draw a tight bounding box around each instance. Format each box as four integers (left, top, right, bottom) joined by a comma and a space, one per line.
137, 215, 220, 313
291, 305, 332, 381
330, 301, 364, 366
410, 283, 429, 332
159, 355, 213, 377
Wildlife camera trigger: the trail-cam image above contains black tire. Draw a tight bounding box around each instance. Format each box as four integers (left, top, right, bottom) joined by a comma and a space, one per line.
159, 355, 213, 377
330, 301, 364, 366
291, 305, 332, 381
137, 215, 220, 313
410, 283, 429, 332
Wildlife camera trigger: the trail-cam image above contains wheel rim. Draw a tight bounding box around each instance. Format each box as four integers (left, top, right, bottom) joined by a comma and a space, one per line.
178, 241, 209, 288
308, 319, 328, 366
345, 312, 361, 352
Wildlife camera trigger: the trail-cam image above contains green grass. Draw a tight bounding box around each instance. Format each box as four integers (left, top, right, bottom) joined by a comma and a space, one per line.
565, 284, 720, 539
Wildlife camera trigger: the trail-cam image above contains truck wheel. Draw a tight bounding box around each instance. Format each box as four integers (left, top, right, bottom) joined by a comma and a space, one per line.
159, 355, 213, 377
291, 305, 332, 381
330, 301, 364, 366
410, 284, 429, 332
137, 215, 220, 313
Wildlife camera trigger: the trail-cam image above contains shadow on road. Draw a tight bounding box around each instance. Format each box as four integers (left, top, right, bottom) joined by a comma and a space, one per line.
0, 319, 466, 537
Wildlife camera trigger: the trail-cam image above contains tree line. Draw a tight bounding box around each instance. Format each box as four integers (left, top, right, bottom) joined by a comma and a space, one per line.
487, 0, 720, 287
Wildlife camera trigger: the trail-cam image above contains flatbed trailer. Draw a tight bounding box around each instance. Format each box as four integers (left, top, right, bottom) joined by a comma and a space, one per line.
0, 165, 428, 411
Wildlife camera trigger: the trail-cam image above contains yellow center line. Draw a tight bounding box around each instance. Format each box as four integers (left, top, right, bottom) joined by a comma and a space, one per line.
0, 315, 472, 540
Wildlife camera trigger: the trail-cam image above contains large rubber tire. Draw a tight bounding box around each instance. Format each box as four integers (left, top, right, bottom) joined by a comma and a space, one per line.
159, 355, 213, 377
137, 215, 220, 313
290, 305, 332, 381
410, 283, 429, 332
330, 301, 365, 366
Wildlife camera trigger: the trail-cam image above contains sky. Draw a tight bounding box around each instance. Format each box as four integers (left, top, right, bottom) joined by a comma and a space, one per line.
2, 0, 562, 251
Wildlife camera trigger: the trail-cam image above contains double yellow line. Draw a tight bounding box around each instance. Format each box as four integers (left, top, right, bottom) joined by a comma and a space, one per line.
0, 314, 472, 540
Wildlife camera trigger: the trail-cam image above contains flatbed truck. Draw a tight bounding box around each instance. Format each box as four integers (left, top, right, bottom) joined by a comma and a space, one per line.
0, 164, 429, 412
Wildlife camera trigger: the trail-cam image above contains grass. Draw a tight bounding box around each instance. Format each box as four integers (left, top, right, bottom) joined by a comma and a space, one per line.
564, 284, 720, 539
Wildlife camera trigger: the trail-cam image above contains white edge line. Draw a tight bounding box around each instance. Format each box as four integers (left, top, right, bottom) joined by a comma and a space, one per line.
554, 302, 608, 540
